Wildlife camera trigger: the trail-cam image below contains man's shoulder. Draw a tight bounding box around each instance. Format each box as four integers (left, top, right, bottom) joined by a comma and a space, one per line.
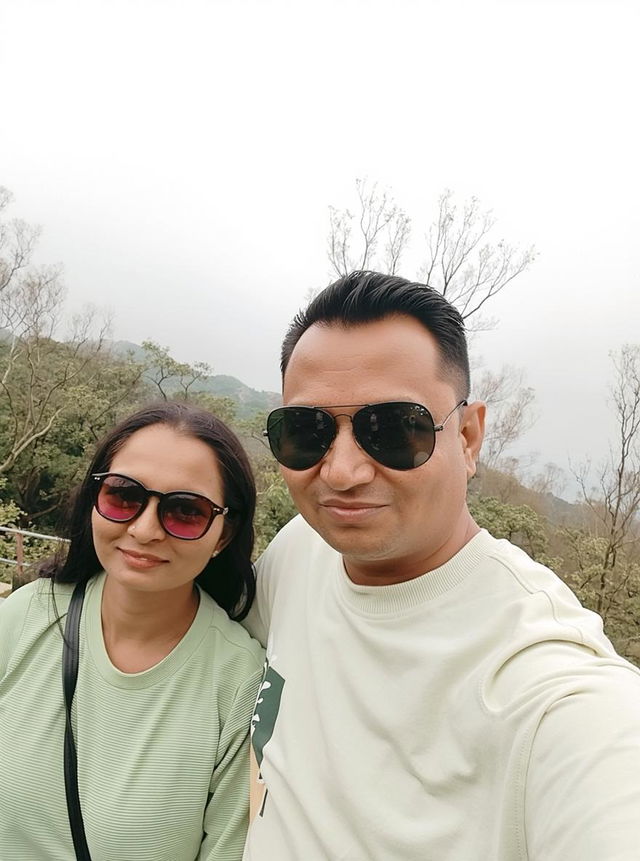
256, 514, 332, 574
472, 532, 640, 697
244, 516, 336, 646
474, 529, 584, 602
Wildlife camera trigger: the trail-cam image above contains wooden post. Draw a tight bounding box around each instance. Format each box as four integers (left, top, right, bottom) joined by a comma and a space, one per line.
12, 531, 24, 592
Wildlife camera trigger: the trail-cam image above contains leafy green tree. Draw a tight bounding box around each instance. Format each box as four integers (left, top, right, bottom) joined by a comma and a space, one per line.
468, 495, 555, 566
3, 352, 147, 528
0, 189, 147, 512
0, 477, 25, 586
0, 477, 61, 588
186, 392, 237, 424
558, 526, 640, 663
253, 458, 297, 557
139, 341, 236, 421
141, 341, 211, 400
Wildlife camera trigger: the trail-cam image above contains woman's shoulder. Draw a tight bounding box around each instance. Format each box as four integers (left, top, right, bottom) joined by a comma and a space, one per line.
198, 589, 264, 672
0, 577, 76, 629
0, 578, 67, 674
2, 576, 50, 614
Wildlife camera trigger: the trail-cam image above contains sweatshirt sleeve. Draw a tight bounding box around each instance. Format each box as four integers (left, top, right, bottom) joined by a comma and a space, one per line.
241, 513, 309, 648
241, 555, 271, 648
524, 663, 640, 860
198, 667, 263, 861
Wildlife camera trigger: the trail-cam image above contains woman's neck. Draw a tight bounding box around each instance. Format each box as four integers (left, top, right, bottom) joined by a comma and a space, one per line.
100, 577, 200, 673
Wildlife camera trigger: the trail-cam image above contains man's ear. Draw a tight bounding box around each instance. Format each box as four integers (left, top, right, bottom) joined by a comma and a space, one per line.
460, 400, 486, 480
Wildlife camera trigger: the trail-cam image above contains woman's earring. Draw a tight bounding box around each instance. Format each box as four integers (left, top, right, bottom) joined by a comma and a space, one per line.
211, 549, 219, 559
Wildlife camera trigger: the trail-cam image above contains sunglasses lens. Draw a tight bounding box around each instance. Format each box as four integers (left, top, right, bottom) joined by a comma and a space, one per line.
354, 403, 436, 470
96, 475, 145, 522
267, 407, 334, 470
160, 494, 214, 539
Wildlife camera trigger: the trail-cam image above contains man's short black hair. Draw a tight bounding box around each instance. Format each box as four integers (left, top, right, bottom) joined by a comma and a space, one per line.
281, 271, 470, 398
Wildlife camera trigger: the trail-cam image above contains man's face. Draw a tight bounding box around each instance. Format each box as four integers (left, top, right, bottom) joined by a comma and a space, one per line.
280, 315, 485, 585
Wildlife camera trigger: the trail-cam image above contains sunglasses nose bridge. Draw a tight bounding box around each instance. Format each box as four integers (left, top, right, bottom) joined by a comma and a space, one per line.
126, 493, 165, 538
326, 411, 359, 449
315, 408, 379, 465
318, 411, 377, 486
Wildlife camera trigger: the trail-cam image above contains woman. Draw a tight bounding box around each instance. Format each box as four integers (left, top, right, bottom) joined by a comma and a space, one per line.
0, 402, 264, 860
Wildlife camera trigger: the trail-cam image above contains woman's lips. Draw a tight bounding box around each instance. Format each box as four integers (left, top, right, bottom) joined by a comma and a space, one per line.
117, 548, 168, 569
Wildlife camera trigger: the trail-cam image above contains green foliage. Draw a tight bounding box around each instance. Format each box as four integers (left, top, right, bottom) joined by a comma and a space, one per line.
184, 392, 237, 424
253, 458, 297, 557
235, 410, 268, 438
0, 348, 147, 529
141, 340, 211, 400
468, 495, 556, 566
0, 478, 24, 584
559, 527, 640, 664
0, 478, 60, 586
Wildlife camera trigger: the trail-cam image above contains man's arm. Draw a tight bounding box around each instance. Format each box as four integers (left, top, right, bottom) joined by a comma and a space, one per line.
525, 665, 640, 860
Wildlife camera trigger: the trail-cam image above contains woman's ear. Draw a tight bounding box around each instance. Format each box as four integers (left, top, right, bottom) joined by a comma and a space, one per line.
460, 400, 486, 480
213, 517, 237, 557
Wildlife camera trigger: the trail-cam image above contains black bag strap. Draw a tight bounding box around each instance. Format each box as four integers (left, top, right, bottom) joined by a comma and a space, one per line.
62, 579, 92, 861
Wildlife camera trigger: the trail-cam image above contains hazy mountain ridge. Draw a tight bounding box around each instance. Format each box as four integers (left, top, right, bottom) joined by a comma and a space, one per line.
109, 340, 281, 417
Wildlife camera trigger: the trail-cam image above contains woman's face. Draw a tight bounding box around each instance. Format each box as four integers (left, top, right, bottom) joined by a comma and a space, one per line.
91, 424, 228, 597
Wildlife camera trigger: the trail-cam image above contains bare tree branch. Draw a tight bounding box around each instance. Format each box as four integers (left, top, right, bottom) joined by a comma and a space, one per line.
327, 178, 411, 278
420, 189, 537, 325
474, 365, 536, 468
572, 345, 640, 616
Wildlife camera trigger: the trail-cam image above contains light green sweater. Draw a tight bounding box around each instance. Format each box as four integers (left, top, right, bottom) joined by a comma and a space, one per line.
0, 573, 264, 861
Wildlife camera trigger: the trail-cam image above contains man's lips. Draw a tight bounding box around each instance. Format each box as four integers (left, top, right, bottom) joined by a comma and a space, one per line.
117, 548, 168, 568
319, 500, 387, 521
320, 500, 384, 509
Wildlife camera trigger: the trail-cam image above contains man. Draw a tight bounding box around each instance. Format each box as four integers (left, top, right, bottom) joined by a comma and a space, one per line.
243, 271, 640, 860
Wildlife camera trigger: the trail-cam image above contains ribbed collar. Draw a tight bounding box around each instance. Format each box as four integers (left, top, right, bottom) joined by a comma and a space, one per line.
83, 572, 213, 689
334, 529, 495, 617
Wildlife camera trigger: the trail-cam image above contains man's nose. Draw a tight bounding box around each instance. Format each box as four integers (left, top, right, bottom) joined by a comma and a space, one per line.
319, 418, 376, 490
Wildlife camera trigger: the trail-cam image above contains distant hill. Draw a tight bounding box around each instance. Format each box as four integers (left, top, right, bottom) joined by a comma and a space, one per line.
110, 340, 148, 361
109, 340, 281, 419
200, 374, 281, 418
473, 464, 584, 528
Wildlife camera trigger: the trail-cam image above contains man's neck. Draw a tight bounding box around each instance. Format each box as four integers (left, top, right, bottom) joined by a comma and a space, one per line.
344, 517, 480, 587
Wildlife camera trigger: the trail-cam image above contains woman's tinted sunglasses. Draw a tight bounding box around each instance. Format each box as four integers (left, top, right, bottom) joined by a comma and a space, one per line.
264, 400, 467, 471
91, 473, 228, 540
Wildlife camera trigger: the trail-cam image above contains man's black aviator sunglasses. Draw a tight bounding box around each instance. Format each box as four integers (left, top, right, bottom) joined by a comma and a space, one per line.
264, 400, 468, 471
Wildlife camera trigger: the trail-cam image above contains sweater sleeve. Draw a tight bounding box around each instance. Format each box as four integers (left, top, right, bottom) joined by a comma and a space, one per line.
198, 667, 263, 861
524, 664, 640, 860
0, 581, 37, 678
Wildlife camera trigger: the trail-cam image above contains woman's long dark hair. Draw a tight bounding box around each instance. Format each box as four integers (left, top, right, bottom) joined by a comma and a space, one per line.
41, 402, 256, 620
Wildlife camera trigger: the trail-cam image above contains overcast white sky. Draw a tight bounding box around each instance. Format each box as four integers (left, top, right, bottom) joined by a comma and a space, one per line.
1, 0, 638, 498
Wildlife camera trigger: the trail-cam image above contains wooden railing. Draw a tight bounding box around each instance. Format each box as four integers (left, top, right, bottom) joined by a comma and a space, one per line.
0, 525, 69, 593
